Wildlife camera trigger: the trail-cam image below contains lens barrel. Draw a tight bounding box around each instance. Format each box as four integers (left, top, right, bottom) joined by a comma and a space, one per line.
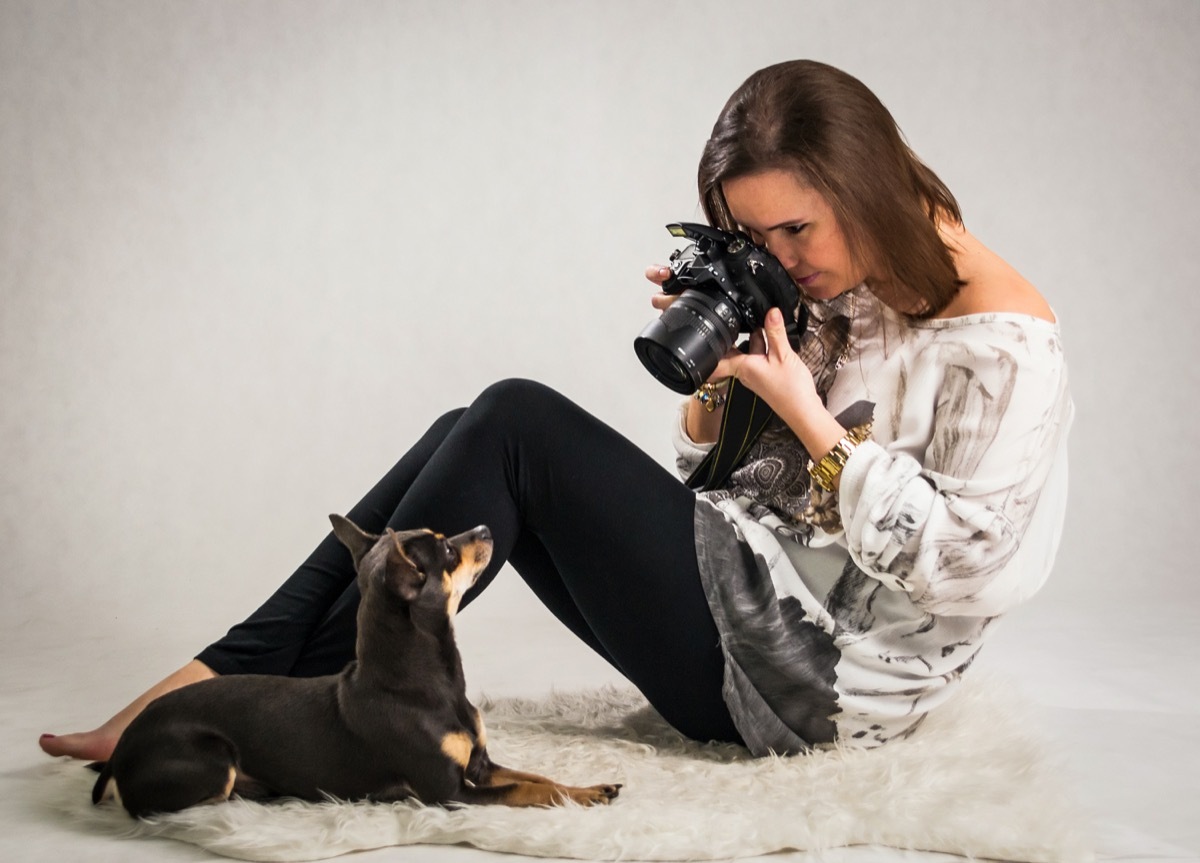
633, 291, 740, 394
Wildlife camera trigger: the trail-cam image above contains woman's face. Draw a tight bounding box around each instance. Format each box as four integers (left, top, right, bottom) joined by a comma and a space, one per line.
722, 169, 866, 302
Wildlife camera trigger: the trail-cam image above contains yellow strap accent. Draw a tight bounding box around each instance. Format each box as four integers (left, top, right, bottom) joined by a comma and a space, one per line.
700, 378, 765, 488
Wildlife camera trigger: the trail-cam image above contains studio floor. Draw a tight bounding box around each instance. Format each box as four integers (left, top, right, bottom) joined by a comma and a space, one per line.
3, 576, 1197, 863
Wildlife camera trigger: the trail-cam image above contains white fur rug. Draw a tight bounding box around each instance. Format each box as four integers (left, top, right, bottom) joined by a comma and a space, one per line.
40, 676, 1093, 862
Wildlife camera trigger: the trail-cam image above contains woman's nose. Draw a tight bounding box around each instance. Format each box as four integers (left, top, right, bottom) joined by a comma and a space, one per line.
765, 239, 798, 270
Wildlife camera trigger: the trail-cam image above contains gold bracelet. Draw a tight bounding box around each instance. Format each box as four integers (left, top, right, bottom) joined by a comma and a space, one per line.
693, 381, 728, 413
808, 422, 873, 492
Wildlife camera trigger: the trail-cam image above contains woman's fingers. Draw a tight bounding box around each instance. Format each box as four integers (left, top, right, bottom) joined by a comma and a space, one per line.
712, 346, 748, 381
644, 264, 671, 286
646, 264, 675, 310
763, 307, 792, 358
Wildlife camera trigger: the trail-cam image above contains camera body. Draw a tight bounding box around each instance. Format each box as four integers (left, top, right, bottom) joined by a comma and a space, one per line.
634, 222, 806, 394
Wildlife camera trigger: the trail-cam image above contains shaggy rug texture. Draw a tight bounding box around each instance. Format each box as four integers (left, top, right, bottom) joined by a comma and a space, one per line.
40, 675, 1093, 862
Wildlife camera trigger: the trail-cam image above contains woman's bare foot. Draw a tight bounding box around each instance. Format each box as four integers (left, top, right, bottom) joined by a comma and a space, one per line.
38, 727, 122, 761
39, 659, 218, 761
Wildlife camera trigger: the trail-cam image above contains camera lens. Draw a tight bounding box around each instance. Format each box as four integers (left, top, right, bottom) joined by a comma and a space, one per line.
634, 292, 739, 394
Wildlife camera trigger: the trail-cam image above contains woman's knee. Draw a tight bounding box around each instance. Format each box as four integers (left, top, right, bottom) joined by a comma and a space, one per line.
468, 378, 572, 430
431, 406, 468, 436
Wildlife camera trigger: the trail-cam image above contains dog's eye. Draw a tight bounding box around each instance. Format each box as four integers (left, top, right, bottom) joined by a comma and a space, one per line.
442, 540, 459, 566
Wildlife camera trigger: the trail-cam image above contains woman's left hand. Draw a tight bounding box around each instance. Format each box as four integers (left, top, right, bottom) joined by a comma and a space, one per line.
713, 308, 822, 423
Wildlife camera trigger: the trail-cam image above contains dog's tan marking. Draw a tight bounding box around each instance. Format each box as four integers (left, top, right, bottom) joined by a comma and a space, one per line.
444, 538, 489, 617
444, 570, 474, 617
440, 731, 473, 769
200, 766, 239, 805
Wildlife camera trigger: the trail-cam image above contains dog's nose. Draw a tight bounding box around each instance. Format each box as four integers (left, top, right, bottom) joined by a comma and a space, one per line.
475, 525, 492, 544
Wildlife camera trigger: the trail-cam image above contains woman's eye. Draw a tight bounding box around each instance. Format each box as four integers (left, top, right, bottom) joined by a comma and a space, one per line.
784, 223, 808, 235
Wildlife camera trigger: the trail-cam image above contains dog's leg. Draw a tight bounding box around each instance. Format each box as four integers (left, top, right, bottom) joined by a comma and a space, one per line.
486, 764, 621, 805
467, 709, 598, 789
91, 760, 230, 811
108, 731, 243, 817
486, 763, 579, 787
451, 778, 620, 807
464, 736, 619, 808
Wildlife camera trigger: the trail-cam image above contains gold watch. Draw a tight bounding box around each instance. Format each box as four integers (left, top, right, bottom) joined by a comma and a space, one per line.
808, 423, 873, 492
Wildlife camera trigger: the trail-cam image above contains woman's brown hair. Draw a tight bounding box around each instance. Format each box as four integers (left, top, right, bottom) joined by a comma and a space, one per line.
699, 60, 964, 317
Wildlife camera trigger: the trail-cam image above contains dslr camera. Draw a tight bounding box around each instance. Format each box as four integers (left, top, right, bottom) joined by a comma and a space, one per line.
634, 222, 807, 394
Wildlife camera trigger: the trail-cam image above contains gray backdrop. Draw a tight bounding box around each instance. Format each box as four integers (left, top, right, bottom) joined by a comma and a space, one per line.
3, 1, 1197, 651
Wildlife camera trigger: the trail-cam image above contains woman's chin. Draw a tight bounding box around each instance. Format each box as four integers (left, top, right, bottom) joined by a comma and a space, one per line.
799, 282, 850, 302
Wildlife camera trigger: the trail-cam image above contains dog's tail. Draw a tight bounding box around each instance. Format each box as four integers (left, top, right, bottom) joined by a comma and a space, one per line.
90, 761, 115, 805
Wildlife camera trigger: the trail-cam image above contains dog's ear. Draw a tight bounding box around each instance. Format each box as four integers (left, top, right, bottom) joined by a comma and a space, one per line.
329, 514, 379, 570
387, 533, 428, 603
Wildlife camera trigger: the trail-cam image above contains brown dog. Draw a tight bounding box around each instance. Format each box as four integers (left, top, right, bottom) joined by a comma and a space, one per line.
92, 515, 620, 817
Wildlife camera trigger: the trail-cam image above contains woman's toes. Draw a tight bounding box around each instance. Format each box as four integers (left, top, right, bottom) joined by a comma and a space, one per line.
39, 730, 116, 761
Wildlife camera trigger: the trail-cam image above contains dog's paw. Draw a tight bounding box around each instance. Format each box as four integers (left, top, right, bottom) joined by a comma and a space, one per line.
570, 783, 621, 806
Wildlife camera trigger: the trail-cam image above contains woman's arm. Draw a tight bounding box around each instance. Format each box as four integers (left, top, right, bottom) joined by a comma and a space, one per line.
837, 330, 1072, 616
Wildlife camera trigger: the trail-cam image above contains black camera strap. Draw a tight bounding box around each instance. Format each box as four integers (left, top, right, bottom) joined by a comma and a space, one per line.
685, 378, 775, 492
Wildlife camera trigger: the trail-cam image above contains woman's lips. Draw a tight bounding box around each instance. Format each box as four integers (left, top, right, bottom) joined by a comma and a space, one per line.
795, 272, 820, 287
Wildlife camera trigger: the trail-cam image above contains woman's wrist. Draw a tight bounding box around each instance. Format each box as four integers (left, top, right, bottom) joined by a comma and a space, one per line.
692, 381, 728, 412
809, 422, 873, 492
685, 380, 728, 444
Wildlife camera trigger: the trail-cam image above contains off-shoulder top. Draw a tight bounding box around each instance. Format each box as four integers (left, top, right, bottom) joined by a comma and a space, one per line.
672, 286, 1073, 753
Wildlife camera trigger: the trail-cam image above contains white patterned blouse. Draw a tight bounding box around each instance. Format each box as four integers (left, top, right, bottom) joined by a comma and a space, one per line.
673, 285, 1074, 754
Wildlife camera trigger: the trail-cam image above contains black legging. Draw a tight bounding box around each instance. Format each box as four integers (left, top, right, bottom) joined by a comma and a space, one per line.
196, 379, 741, 745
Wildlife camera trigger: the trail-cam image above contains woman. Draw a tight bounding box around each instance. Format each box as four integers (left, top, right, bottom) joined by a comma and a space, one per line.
41, 59, 1071, 760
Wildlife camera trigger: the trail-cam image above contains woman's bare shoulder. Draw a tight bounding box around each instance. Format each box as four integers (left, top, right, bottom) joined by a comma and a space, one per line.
936, 226, 1056, 323
940, 275, 1056, 323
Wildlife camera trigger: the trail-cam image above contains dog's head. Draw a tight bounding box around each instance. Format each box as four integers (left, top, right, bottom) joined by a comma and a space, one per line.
329, 514, 493, 616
